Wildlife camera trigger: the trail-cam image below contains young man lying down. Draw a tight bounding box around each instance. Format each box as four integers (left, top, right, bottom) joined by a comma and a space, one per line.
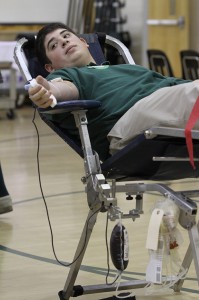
28, 22, 199, 161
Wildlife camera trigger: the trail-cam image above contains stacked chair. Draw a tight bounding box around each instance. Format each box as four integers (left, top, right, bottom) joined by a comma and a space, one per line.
146, 49, 174, 77
180, 50, 199, 80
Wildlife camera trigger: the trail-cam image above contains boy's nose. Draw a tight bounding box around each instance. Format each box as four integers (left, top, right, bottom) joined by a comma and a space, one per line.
61, 39, 69, 47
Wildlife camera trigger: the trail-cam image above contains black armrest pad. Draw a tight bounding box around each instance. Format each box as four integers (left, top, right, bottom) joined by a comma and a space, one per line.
38, 100, 101, 114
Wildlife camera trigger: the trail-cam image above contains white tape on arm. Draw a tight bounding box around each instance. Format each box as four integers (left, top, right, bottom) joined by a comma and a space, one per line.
26, 79, 57, 108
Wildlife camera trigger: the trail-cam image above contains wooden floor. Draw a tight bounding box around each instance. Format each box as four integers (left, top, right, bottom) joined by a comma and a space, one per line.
0, 106, 199, 300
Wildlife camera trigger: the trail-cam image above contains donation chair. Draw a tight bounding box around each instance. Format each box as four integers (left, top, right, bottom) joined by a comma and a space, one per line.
14, 33, 199, 300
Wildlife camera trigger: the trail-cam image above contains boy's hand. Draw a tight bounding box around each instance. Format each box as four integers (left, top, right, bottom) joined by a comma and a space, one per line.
29, 75, 56, 108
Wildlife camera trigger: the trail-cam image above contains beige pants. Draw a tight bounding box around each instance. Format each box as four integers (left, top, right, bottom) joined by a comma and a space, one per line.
108, 80, 199, 154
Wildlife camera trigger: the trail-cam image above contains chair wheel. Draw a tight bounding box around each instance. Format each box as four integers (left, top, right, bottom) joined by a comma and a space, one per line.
6, 109, 15, 119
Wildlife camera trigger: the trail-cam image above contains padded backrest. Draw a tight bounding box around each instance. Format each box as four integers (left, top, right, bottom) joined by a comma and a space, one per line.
147, 49, 174, 77
180, 50, 199, 80
80, 33, 106, 64
16, 33, 49, 79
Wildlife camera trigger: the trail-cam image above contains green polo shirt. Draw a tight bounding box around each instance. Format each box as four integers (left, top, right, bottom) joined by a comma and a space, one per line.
46, 64, 189, 161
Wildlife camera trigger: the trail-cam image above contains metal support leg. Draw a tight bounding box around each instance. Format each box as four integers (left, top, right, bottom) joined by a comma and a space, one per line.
174, 221, 199, 291
189, 222, 199, 282
59, 204, 101, 300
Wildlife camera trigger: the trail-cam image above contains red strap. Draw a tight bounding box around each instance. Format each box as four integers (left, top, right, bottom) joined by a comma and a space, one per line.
185, 96, 199, 169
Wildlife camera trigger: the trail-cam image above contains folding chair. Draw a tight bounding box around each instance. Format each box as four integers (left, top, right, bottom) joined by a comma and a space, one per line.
180, 50, 199, 81
14, 33, 199, 300
147, 49, 174, 77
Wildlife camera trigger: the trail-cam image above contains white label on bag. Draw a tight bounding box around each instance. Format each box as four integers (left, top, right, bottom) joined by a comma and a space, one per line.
146, 208, 164, 250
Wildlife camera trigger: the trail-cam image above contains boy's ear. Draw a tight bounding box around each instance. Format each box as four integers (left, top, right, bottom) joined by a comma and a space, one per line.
79, 37, 89, 47
45, 63, 54, 73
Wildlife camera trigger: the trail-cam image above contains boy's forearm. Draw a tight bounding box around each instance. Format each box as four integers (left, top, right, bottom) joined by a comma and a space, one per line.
28, 77, 79, 108
49, 81, 79, 101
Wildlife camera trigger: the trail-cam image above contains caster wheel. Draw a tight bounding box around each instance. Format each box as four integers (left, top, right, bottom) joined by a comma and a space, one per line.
6, 109, 15, 119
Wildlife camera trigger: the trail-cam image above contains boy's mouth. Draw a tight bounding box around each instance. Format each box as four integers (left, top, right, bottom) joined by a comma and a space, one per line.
66, 45, 76, 54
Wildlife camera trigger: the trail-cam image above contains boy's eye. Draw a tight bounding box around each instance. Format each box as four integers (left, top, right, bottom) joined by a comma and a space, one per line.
63, 33, 70, 38
51, 42, 57, 50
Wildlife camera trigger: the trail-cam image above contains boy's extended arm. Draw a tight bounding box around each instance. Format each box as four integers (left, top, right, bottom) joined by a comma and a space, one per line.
28, 75, 79, 108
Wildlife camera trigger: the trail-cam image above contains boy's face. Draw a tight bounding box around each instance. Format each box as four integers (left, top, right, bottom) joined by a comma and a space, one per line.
44, 28, 94, 72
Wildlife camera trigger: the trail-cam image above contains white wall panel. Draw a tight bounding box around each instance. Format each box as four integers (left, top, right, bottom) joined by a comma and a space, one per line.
0, 0, 69, 23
